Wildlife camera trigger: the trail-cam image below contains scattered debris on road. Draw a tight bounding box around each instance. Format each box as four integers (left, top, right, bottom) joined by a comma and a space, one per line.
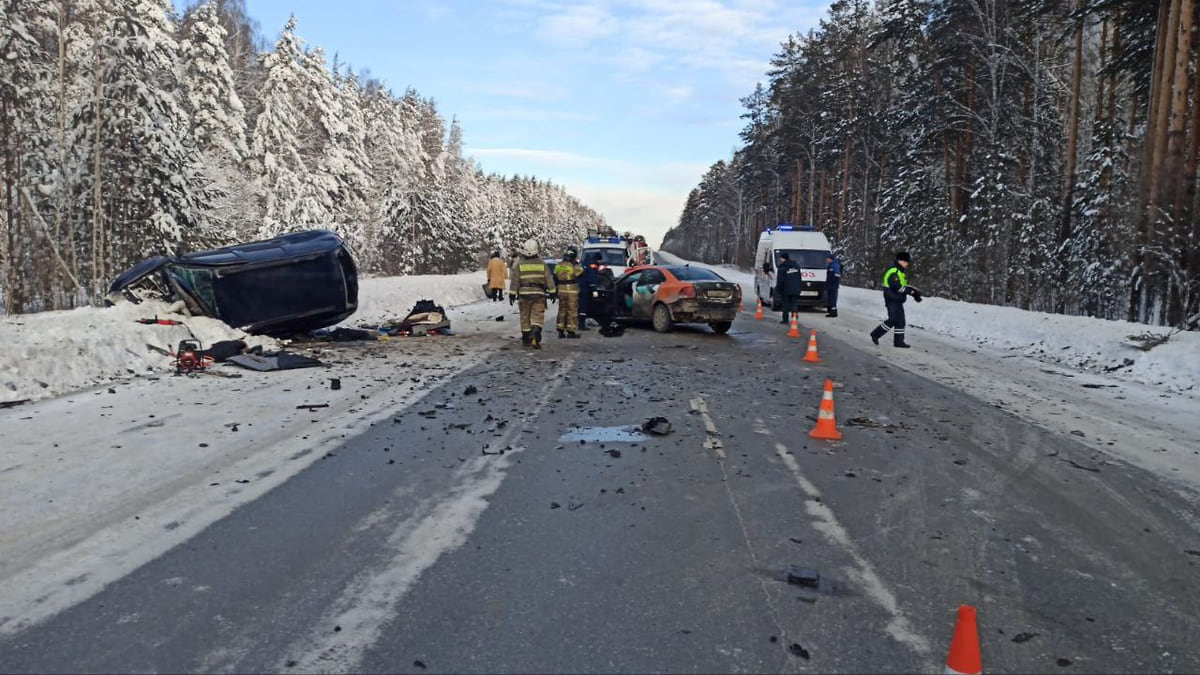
296, 403, 329, 410
464, 385, 478, 396
642, 417, 672, 435
787, 643, 810, 659
845, 416, 911, 431
785, 565, 820, 588
1012, 632, 1039, 643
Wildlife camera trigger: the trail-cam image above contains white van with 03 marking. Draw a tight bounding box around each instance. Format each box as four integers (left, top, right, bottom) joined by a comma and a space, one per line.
754, 225, 833, 310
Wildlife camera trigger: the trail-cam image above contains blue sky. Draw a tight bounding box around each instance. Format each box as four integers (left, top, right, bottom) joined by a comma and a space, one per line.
218, 0, 831, 247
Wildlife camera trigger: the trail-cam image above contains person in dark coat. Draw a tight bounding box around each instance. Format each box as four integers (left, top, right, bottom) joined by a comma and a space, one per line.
578, 252, 604, 330
775, 252, 802, 324
825, 254, 842, 317
869, 251, 922, 348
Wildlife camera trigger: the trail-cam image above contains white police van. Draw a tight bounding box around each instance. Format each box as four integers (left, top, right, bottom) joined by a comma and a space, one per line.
754, 225, 833, 310
581, 235, 637, 277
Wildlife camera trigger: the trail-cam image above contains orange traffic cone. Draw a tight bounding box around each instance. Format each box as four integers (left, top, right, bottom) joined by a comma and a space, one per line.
754, 298, 764, 321
803, 330, 821, 362
808, 379, 842, 440
786, 313, 801, 338
946, 605, 982, 675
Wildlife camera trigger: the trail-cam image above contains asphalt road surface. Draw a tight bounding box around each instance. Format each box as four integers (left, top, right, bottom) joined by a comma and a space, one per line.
2, 307, 1198, 674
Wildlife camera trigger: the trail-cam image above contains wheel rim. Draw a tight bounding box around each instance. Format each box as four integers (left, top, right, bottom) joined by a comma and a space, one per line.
653, 305, 670, 331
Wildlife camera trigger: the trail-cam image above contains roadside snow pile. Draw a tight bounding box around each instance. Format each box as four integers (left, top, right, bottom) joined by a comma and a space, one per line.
0, 271, 493, 405
831, 287, 1200, 392
352, 271, 487, 325
0, 299, 276, 405
662, 252, 1200, 393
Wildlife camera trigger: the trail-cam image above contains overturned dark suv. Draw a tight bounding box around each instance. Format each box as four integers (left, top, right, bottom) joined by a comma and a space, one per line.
108, 230, 358, 336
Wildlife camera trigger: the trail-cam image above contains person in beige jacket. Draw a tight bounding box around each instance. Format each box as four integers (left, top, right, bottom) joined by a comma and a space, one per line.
486, 251, 507, 301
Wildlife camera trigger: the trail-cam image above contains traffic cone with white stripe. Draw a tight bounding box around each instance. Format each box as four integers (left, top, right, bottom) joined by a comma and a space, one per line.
802, 330, 821, 363
808, 378, 842, 440
754, 298, 764, 321
945, 605, 982, 675
787, 313, 801, 338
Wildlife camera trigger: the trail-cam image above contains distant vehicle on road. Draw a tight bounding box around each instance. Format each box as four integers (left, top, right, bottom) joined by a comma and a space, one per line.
581, 235, 635, 277
612, 264, 741, 334
754, 225, 832, 310
107, 230, 359, 336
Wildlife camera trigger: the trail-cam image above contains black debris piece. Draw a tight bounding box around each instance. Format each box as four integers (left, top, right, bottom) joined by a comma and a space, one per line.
769, 636, 778, 643
330, 378, 341, 390
786, 566, 820, 588
297, 403, 329, 410
285, 660, 297, 668
0, 399, 30, 409
464, 385, 479, 396
1185, 549, 1200, 557
228, 352, 323, 371
201, 339, 249, 362
789, 537, 803, 545
788, 643, 810, 659
495, 316, 505, 321
550, 502, 561, 509
413, 660, 427, 669
568, 498, 584, 511
606, 449, 622, 458
1057, 658, 1073, 667
1012, 632, 1039, 644
953, 458, 968, 466
642, 417, 672, 435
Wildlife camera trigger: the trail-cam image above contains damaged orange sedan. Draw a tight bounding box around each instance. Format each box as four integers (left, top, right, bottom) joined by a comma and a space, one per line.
611, 265, 742, 334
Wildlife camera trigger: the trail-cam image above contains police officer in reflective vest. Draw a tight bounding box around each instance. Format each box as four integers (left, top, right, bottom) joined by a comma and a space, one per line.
509, 238, 557, 349
869, 251, 922, 348
554, 247, 583, 338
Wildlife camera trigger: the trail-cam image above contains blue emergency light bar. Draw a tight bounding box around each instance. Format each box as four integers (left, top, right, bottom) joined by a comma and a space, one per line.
585, 236, 624, 244
766, 224, 816, 233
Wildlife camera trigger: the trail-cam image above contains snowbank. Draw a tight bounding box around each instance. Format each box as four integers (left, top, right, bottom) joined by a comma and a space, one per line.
837, 287, 1200, 393
659, 252, 1199, 393
353, 271, 488, 325
0, 271, 493, 404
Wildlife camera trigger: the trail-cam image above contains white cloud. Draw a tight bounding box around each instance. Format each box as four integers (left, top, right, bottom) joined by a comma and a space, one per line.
536, 2, 619, 48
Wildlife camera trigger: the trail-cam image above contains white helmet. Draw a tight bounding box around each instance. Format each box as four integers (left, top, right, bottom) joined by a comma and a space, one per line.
522, 239, 539, 257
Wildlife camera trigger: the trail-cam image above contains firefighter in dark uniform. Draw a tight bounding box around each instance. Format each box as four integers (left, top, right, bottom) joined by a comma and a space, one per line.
554, 247, 583, 338
509, 238, 556, 349
869, 251, 922, 348
775, 252, 802, 324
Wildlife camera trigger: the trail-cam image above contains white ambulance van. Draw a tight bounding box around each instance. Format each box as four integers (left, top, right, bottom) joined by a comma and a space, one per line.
754, 225, 833, 310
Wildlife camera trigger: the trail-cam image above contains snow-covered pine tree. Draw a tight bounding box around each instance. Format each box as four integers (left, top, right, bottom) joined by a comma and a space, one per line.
179, 0, 254, 243
71, 0, 205, 293
250, 15, 308, 237
0, 0, 60, 313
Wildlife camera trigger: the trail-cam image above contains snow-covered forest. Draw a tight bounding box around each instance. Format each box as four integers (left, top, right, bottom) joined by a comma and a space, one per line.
662, 0, 1200, 328
0, 0, 604, 315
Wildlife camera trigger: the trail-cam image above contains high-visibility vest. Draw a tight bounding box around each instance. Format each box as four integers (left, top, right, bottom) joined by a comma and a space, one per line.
883, 266, 907, 290
554, 262, 582, 294
517, 257, 549, 295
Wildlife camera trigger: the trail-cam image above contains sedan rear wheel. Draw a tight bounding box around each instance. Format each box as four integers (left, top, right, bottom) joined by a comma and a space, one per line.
652, 303, 674, 333
709, 321, 732, 334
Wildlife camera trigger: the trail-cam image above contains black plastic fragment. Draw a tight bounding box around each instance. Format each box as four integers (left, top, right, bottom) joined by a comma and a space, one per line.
786, 565, 820, 588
